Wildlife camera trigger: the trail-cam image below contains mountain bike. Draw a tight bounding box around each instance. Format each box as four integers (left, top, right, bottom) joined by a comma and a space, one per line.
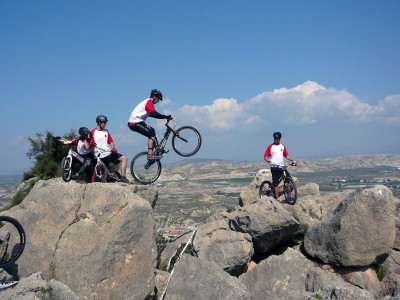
58, 138, 86, 182
130, 119, 202, 184
0, 216, 26, 268
259, 162, 297, 205
91, 146, 123, 183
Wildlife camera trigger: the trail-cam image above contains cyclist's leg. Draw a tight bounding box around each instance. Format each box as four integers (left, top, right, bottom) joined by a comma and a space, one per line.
129, 122, 156, 155
271, 167, 283, 199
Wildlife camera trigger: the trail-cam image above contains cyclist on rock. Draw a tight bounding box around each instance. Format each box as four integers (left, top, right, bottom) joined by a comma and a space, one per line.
90, 115, 129, 183
128, 89, 172, 160
264, 132, 296, 199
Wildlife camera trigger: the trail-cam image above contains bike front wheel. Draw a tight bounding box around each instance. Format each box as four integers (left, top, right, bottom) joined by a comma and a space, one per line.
130, 152, 162, 184
61, 157, 72, 182
0, 216, 26, 268
259, 180, 274, 198
284, 177, 297, 205
172, 126, 202, 157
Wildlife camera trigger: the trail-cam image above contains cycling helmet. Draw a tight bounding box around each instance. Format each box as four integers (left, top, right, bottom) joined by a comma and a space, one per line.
150, 89, 163, 101
96, 115, 108, 124
78, 127, 90, 137
273, 132, 282, 139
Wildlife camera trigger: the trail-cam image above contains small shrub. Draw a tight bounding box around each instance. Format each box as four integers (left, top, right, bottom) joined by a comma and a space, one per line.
375, 264, 389, 281
156, 234, 167, 255
8, 179, 36, 209
49, 261, 57, 280
226, 206, 236, 213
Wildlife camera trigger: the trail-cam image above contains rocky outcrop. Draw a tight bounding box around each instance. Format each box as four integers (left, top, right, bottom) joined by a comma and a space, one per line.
193, 219, 253, 276
229, 198, 303, 254
0, 272, 79, 299
239, 248, 374, 299
1, 178, 158, 300
164, 254, 250, 300
304, 185, 395, 267
2, 172, 400, 299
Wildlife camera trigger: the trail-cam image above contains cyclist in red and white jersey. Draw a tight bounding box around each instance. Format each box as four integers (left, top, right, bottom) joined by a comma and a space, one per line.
128, 89, 172, 160
90, 115, 129, 183
264, 132, 296, 199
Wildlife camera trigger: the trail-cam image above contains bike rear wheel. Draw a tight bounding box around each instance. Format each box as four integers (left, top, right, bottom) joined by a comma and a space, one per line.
259, 181, 274, 198
0, 216, 26, 268
61, 157, 72, 182
283, 177, 297, 205
172, 126, 202, 157
92, 165, 107, 183
130, 152, 162, 184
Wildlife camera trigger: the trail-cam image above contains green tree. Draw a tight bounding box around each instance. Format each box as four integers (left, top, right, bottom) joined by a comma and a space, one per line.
23, 130, 76, 181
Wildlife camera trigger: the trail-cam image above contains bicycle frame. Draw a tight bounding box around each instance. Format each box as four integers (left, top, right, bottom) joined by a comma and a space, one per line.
154, 120, 176, 153
92, 147, 120, 182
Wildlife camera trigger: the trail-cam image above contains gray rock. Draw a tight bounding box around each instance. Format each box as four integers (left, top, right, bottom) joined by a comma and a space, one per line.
158, 230, 193, 271
0, 271, 79, 299
239, 169, 270, 206
239, 248, 374, 300
229, 198, 303, 254
164, 254, 250, 300
193, 219, 254, 276
304, 185, 395, 267
7, 179, 157, 300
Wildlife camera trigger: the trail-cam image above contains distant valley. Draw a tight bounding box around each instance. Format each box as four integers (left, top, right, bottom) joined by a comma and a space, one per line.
1, 154, 399, 231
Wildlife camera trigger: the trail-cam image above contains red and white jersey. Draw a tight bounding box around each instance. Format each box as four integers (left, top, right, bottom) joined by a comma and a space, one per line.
128, 98, 155, 124
264, 143, 289, 167
77, 140, 92, 156
90, 128, 113, 158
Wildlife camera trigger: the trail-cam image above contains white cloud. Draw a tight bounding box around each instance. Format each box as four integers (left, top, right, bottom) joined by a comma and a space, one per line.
176, 98, 248, 131
248, 81, 396, 125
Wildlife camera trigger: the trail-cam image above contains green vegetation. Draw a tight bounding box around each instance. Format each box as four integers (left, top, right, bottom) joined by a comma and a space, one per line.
312, 293, 322, 300
156, 234, 167, 255
167, 243, 195, 272
7, 178, 37, 209
23, 130, 75, 181
49, 261, 57, 280
226, 206, 236, 213
375, 264, 389, 281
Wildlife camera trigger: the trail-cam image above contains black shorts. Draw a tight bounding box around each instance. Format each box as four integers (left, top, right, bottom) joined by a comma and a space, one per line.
270, 166, 292, 187
128, 122, 155, 138
100, 152, 123, 168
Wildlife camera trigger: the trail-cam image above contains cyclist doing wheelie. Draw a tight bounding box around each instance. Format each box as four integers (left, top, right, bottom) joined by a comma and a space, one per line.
264, 132, 297, 200
128, 89, 172, 160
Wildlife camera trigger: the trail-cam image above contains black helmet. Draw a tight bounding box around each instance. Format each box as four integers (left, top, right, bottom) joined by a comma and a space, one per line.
78, 127, 90, 137
96, 115, 108, 124
150, 89, 163, 100
273, 132, 282, 139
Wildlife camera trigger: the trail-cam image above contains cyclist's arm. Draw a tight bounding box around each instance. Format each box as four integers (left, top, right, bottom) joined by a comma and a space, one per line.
149, 111, 168, 119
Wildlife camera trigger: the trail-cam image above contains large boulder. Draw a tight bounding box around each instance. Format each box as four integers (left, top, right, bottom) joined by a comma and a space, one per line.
0, 272, 79, 299
304, 185, 395, 267
239, 248, 374, 299
164, 254, 250, 300
3, 179, 157, 299
193, 219, 254, 276
229, 198, 303, 254
239, 169, 270, 206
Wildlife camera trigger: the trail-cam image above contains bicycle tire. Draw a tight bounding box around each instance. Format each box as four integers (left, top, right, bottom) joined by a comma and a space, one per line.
61, 157, 72, 182
130, 152, 162, 184
172, 126, 202, 157
0, 216, 26, 268
259, 180, 274, 198
284, 177, 297, 205
92, 165, 107, 183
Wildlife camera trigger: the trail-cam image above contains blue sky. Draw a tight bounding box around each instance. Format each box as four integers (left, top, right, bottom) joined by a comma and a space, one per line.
1, 1, 399, 175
